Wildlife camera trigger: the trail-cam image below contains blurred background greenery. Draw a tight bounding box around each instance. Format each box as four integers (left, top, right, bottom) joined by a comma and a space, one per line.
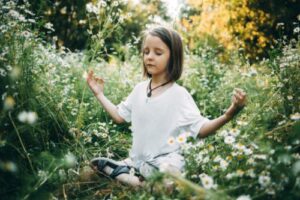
0, 0, 299, 199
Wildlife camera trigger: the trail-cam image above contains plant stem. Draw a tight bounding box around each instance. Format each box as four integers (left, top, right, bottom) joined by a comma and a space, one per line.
8, 112, 35, 174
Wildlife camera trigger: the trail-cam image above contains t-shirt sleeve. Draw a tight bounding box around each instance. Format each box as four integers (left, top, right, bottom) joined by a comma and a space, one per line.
116, 87, 136, 123
177, 89, 210, 139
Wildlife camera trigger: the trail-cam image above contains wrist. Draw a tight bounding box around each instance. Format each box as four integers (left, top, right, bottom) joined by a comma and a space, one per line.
225, 103, 244, 118
95, 92, 104, 99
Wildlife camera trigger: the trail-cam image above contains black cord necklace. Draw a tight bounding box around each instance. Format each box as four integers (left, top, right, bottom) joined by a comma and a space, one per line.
147, 79, 170, 97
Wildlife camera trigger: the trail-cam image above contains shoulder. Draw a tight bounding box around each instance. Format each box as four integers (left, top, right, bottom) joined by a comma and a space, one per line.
134, 80, 148, 90
130, 80, 148, 93
172, 83, 192, 97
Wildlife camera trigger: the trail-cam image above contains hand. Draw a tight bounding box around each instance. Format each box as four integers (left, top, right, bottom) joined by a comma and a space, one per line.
86, 69, 105, 96
231, 88, 247, 109
225, 88, 247, 118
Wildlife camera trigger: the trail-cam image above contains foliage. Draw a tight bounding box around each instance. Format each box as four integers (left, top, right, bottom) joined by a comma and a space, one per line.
1, 0, 300, 199
27, 0, 170, 60
180, 0, 300, 61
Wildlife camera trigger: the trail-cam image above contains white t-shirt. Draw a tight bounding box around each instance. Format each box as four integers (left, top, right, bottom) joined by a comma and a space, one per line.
117, 79, 210, 168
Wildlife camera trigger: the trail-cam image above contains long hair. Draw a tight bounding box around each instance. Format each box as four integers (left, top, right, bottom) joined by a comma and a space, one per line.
141, 26, 184, 82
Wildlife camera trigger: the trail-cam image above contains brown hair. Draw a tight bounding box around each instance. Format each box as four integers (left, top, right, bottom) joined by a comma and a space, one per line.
142, 26, 183, 82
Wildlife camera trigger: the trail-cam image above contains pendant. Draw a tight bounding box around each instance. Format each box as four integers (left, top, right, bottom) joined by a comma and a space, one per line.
147, 91, 151, 97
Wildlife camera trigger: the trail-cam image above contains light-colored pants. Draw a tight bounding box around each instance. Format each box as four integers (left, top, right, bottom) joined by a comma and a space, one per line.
119, 152, 185, 178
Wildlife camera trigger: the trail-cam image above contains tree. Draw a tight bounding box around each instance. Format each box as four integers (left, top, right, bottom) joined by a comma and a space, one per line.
180, 0, 300, 61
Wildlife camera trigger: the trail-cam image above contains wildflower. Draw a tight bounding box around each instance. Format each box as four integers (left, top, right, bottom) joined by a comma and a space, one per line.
278, 120, 286, 126
86, 2, 94, 13
27, 112, 38, 124
195, 140, 205, 147
195, 154, 203, 164
112, 1, 119, 7
44, 22, 54, 31
253, 154, 267, 160
243, 148, 253, 155
229, 128, 240, 137
287, 95, 293, 100
21, 31, 31, 38
176, 134, 186, 144
58, 169, 67, 180
71, 108, 77, 116
234, 143, 245, 151
38, 170, 48, 179
247, 168, 256, 178
294, 27, 300, 34
4, 96, 15, 110
219, 130, 228, 137
258, 175, 271, 187
224, 135, 235, 144
266, 187, 275, 195
64, 152, 77, 168
106, 149, 114, 158
225, 173, 235, 180
8, 10, 20, 19
236, 195, 251, 200
213, 155, 222, 162
167, 136, 175, 145
292, 161, 300, 175
18, 111, 38, 124
18, 111, 28, 123
27, 18, 36, 23
236, 169, 244, 177
199, 173, 214, 189
82, 71, 88, 79
0, 68, 7, 77
101, 133, 108, 138
248, 68, 257, 76
203, 156, 210, 163
79, 20, 86, 25
60, 6, 67, 14
100, 1, 107, 7
0, 161, 18, 173
236, 120, 248, 126
290, 112, 300, 120
220, 159, 228, 170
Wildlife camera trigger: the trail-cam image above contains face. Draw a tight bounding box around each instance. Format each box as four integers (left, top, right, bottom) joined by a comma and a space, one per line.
143, 35, 170, 79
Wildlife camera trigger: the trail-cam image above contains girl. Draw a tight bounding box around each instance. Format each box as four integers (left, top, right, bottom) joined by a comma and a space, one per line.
87, 26, 246, 187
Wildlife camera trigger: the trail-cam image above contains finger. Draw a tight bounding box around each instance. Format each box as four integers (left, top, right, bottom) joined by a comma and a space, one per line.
234, 88, 245, 95
95, 77, 105, 84
234, 93, 244, 101
235, 89, 246, 98
237, 90, 246, 97
87, 70, 93, 79
233, 96, 239, 105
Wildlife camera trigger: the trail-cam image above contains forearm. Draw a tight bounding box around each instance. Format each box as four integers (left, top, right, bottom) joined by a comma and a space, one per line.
198, 114, 231, 138
198, 103, 242, 138
95, 93, 125, 124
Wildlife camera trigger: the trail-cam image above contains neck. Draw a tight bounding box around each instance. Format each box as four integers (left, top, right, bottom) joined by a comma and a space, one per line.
151, 74, 169, 87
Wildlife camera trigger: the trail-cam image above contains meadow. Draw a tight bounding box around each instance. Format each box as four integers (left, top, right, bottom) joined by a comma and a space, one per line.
0, 1, 300, 199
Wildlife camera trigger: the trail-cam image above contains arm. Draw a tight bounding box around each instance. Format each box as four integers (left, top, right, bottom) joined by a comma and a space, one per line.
86, 70, 125, 124
198, 88, 246, 138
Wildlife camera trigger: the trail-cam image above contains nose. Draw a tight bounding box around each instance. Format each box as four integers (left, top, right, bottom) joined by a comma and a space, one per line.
145, 51, 154, 61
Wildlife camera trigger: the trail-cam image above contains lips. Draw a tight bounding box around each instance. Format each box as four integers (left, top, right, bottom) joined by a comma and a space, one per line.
146, 64, 155, 67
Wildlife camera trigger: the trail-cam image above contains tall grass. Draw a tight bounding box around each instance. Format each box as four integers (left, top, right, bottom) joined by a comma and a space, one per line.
0, 0, 300, 199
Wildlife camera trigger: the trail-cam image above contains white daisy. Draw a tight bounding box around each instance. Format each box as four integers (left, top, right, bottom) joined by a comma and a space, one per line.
236, 195, 251, 200
258, 175, 271, 187
224, 135, 235, 144
199, 173, 214, 189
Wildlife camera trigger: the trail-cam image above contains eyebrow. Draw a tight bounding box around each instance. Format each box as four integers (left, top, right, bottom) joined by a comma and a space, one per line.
143, 47, 164, 51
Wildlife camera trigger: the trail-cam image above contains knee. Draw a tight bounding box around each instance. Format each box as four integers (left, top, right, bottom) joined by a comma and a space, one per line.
159, 163, 181, 175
